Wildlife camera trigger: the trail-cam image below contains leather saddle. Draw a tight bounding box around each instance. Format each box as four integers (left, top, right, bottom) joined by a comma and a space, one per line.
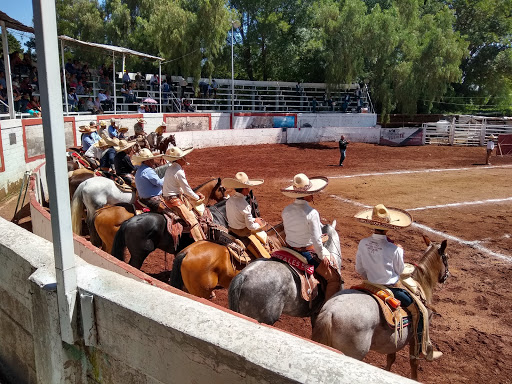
271, 248, 319, 302
208, 224, 251, 264
95, 170, 133, 193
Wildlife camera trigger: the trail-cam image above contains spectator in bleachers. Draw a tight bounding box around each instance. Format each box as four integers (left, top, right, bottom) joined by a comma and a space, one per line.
327, 96, 334, 111
0, 83, 7, 112
341, 94, 350, 113
0, 71, 6, 89
150, 74, 159, 91
162, 79, 170, 102
94, 96, 104, 114
76, 80, 85, 95
13, 89, 22, 112
199, 80, 209, 98
182, 98, 194, 112
99, 74, 112, 94
98, 89, 113, 111
135, 72, 144, 90
67, 87, 79, 111
65, 58, 74, 74
138, 104, 146, 113
28, 96, 42, 116
85, 97, 97, 114
311, 97, 318, 113
210, 79, 218, 98
29, 67, 38, 91
122, 70, 131, 85
69, 74, 78, 89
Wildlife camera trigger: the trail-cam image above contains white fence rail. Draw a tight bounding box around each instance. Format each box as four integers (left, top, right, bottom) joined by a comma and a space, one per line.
423, 122, 512, 146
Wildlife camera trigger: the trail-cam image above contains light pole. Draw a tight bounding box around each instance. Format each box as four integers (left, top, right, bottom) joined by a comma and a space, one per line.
231, 19, 240, 129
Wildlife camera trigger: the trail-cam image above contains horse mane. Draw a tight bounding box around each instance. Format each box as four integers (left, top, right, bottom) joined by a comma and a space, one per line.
411, 243, 442, 304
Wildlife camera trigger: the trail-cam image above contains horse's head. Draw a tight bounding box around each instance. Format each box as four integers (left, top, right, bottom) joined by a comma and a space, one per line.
322, 220, 341, 269
246, 190, 260, 218
169, 134, 176, 147
212, 177, 228, 202
414, 236, 449, 303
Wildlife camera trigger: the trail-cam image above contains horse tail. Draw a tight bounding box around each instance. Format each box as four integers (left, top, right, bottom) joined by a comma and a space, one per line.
170, 250, 187, 289
111, 220, 128, 260
71, 181, 86, 235
228, 273, 246, 313
311, 310, 333, 346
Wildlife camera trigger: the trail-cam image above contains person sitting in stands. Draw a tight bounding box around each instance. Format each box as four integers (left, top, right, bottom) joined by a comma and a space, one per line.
122, 70, 131, 85
67, 87, 79, 111
182, 98, 194, 112
132, 149, 165, 212
94, 97, 104, 114
137, 104, 146, 114
113, 139, 137, 185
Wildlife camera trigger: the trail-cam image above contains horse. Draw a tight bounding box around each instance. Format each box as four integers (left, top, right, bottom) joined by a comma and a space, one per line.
111, 191, 258, 271
68, 168, 95, 200
170, 221, 285, 299
227, 220, 341, 325
153, 134, 176, 154
311, 236, 449, 381
94, 178, 227, 253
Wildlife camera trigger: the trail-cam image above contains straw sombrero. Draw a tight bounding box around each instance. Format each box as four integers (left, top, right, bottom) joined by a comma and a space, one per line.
93, 138, 110, 149
489, 134, 496, 140
118, 126, 129, 132
223, 172, 264, 189
132, 148, 162, 165
136, 118, 147, 124
162, 146, 194, 162
79, 125, 96, 133
99, 121, 107, 127
106, 137, 120, 148
354, 204, 412, 231
281, 173, 328, 198
114, 140, 136, 152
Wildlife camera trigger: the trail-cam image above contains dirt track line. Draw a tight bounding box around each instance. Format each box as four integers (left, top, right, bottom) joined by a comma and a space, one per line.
329, 195, 512, 263
329, 164, 512, 179
409, 197, 512, 211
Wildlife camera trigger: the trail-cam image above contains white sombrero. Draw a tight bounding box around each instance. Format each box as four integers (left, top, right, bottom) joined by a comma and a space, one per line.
355, 204, 412, 231
489, 134, 496, 140
281, 173, 328, 198
162, 146, 194, 162
132, 148, 163, 165
93, 138, 111, 149
223, 172, 264, 189
79, 125, 96, 133
114, 139, 136, 152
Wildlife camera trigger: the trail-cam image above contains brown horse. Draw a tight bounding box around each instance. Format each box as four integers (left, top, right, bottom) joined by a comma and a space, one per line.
94, 178, 227, 253
155, 134, 176, 154
170, 223, 286, 299
68, 168, 95, 200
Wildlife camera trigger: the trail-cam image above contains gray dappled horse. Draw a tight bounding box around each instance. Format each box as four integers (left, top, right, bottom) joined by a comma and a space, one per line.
311, 236, 449, 381
228, 220, 341, 325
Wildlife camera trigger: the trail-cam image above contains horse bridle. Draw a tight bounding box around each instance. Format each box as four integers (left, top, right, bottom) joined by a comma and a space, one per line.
439, 247, 450, 284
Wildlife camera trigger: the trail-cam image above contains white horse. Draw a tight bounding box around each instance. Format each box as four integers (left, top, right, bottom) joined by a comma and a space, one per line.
71, 177, 135, 246
312, 236, 449, 381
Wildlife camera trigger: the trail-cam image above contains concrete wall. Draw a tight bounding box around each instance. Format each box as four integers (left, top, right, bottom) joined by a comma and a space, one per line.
0, 216, 414, 384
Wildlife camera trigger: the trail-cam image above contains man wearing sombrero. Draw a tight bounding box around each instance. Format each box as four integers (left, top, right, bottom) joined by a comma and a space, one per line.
223, 172, 270, 259
354, 204, 442, 361
281, 173, 343, 302
99, 137, 119, 173
118, 126, 129, 140
133, 148, 164, 212
114, 140, 137, 186
84, 137, 109, 169
147, 122, 167, 149
131, 118, 150, 152
162, 146, 206, 242
108, 118, 118, 139
79, 123, 100, 152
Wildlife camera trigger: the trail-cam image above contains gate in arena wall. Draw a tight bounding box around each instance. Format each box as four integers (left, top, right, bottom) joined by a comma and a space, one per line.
22, 118, 77, 162
163, 113, 212, 132
232, 113, 297, 130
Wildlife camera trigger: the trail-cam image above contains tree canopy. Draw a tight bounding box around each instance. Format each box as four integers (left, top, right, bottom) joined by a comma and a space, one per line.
35, 0, 512, 116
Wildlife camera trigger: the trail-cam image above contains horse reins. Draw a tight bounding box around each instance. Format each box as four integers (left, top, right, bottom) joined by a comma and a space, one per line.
440, 247, 450, 283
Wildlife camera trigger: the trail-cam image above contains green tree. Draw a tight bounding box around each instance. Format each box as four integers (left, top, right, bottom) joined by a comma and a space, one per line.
0, 31, 22, 54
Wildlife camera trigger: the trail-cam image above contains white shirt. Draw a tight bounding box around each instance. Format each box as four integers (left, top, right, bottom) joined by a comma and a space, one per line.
355, 233, 404, 285
84, 145, 102, 160
282, 199, 324, 257
487, 140, 495, 150
226, 192, 260, 231
162, 162, 199, 200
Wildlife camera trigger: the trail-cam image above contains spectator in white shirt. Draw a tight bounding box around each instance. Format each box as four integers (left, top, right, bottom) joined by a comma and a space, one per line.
223, 172, 269, 259
281, 173, 342, 301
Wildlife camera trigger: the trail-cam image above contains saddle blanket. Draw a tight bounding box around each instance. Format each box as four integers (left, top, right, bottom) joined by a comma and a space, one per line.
272, 249, 314, 275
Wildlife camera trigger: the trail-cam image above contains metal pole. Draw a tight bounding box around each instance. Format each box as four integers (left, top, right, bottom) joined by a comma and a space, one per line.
122, 53, 125, 74
1, 21, 15, 119
32, 0, 77, 344
60, 39, 69, 114
159, 61, 162, 113
113, 52, 117, 114
231, 23, 235, 129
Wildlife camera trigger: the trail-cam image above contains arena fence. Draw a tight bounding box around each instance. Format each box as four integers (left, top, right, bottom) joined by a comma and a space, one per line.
423, 121, 512, 146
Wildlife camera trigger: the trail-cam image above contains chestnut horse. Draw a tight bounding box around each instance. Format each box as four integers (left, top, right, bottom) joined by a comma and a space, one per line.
154, 134, 176, 154
311, 236, 449, 381
95, 177, 227, 253
170, 222, 286, 299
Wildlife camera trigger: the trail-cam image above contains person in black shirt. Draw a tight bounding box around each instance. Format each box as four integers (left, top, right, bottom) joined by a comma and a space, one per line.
338, 135, 349, 167
113, 139, 137, 185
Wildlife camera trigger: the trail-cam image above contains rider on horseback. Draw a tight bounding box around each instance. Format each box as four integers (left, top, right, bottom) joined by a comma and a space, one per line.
99, 137, 119, 173
131, 118, 150, 152
354, 204, 442, 361
113, 139, 137, 186
281, 173, 343, 302
162, 146, 206, 242
147, 122, 167, 150
223, 172, 270, 259
80, 123, 100, 152
108, 118, 119, 138
132, 148, 165, 212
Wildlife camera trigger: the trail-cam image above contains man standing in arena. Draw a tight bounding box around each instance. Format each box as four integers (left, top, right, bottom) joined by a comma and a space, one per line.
486, 134, 495, 165
338, 135, 349, 166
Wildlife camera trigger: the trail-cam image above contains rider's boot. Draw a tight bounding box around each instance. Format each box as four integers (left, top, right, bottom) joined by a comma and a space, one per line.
314, 262, 343, 302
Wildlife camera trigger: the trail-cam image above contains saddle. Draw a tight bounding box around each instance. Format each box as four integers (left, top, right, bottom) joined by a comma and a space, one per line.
208, 224, 251, 264
271, 248, 319, 302
95, 171, 133, 193
69, 151, 91, 169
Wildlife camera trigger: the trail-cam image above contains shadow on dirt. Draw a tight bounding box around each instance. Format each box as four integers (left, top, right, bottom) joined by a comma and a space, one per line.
286, 143, 333, 150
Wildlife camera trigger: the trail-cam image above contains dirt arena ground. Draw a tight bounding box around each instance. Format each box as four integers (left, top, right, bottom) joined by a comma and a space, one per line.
138, 142, 512, 383
4, 141, 511, 383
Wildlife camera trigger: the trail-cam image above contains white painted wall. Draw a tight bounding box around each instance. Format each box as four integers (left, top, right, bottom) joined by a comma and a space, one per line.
0, 216, 414, 384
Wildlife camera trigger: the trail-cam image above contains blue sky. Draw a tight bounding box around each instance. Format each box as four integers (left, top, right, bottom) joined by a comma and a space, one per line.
2, 2, 35, 45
